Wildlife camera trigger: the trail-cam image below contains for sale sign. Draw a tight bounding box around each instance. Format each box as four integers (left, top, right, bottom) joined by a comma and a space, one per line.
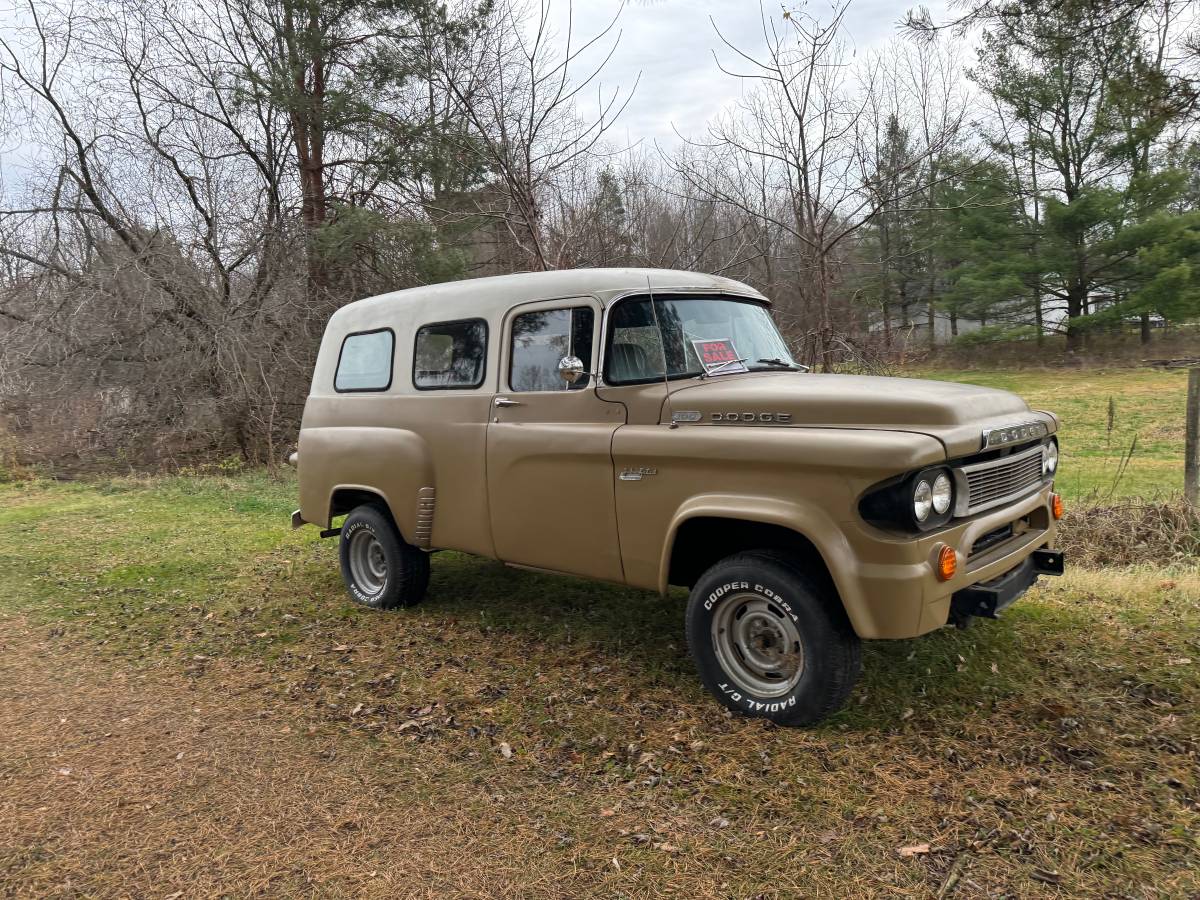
691, 338, 748, 376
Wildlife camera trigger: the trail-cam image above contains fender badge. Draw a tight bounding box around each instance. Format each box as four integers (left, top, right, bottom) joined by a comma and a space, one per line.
619, 467, 658, 481
671, 410, 702, 423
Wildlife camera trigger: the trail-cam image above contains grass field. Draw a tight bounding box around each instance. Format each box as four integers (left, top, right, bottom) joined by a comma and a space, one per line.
923, 368, 1191, 500
1, 369, 1198, 897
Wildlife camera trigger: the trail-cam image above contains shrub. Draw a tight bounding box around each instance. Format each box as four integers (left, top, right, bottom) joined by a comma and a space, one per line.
1056, 495, 1200, 567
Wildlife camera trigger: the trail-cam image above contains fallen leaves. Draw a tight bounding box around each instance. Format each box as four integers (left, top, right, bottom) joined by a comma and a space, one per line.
897, 843, 931, 858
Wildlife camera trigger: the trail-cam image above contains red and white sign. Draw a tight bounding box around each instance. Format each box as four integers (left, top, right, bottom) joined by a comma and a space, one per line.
691, 338, 748, 376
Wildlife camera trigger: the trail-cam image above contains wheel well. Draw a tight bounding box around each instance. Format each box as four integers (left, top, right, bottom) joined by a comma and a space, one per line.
329, 488, 394, 523
667, 517, 835, 592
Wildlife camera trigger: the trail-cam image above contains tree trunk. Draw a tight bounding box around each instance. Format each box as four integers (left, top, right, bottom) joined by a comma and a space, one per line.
817, 250, 833, 373
284, 0, 329, 297
1065, 285, 1087, 353
1033, 286, 1044, 346
1140, 313, 1151, 345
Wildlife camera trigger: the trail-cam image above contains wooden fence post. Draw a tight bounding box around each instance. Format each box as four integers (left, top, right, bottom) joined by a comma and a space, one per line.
1187, 368, 1200, 505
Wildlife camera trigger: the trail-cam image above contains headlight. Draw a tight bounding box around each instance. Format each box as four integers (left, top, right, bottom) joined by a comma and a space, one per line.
913, 479, 933, 522
1043, 440, 1058, 475
860, 465, 956, 531
932, 472, 953, 514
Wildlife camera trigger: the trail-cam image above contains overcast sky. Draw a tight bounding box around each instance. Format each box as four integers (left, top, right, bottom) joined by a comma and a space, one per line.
546, 0, 953, 149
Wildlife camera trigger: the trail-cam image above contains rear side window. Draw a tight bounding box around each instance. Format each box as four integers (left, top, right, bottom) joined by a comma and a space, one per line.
334, 329, 394, 392
413, 319, 488, 390
510, 307, 594, 391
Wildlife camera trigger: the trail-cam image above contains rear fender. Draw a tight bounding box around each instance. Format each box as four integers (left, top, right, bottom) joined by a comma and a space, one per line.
299, 426, 434, 541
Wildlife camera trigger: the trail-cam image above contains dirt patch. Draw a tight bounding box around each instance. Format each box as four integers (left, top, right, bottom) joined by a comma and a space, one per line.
0, 617, 599, 898
3, 592, 1199, 899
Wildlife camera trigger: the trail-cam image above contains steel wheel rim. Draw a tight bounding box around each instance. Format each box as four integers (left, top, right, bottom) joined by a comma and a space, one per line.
348, 529, 388, 596
711, 593, 804, 697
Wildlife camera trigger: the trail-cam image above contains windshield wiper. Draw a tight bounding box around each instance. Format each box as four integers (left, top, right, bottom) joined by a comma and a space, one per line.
699, 356, 750, 378
750, 357, 809, 371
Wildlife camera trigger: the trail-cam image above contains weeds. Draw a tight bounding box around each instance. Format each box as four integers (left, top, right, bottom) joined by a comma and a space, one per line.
1057, 493, 1200, 567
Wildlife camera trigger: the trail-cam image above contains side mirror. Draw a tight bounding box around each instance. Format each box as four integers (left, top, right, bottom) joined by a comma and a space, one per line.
557, 355, 586, 384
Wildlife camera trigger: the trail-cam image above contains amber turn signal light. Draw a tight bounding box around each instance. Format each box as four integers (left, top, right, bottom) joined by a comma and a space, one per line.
935, 545, 957, 582
1051, 493, 1064, 520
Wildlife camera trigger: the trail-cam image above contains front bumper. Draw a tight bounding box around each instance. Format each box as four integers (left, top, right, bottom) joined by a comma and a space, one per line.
949, 548, 1063, 625
836, 483, 1060, 639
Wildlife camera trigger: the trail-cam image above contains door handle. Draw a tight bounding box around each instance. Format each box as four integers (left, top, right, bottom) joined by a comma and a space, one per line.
494, 397, 522, 408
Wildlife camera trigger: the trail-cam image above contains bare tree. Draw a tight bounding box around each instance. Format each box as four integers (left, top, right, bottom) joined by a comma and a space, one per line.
671, 3, 965, 369
431, 0, 637, 270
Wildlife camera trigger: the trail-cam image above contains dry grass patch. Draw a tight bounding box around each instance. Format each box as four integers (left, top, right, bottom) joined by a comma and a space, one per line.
1057, 496, 1200, 567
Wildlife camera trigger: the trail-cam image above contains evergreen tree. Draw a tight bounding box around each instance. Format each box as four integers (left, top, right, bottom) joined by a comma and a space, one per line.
971, 0, 1187, 351
932, 156, 1031, 337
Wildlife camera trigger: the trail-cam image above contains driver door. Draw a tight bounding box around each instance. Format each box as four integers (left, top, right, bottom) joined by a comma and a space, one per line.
486, 298, 626, 582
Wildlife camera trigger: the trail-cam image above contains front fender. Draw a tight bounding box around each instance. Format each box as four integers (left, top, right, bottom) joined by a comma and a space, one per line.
658, 493, 867, 625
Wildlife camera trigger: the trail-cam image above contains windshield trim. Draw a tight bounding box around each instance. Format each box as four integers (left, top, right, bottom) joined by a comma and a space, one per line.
601, 292, 782, 387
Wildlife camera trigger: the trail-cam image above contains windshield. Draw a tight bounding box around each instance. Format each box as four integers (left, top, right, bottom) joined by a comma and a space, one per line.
605, 295, 795, 384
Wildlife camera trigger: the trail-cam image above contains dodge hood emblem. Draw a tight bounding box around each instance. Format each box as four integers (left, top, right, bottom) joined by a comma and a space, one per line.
982, 421, 1047, 449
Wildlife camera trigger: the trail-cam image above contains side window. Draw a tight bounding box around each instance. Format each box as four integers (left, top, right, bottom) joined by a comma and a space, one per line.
335, 328, 394, 392
413, 319, 488, 390
510, 307, 595, 392
606, 299, 667, 384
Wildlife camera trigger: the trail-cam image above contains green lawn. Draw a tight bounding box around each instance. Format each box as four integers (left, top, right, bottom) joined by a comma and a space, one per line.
921, 368, 1190, 500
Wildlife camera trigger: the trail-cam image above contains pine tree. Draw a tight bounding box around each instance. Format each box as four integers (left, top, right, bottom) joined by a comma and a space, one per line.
971, 0, 1188, 352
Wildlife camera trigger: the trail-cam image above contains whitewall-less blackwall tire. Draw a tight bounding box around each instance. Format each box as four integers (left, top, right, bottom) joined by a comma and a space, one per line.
685, 550, 861, 726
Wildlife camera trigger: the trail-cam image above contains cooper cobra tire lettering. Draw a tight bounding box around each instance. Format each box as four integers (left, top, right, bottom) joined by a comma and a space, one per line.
685, 550, 862, 727
704, 580, 750, 610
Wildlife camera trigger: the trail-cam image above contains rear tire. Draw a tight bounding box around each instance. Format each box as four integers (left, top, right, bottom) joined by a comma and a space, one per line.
685, 550, 861, 726
338, 504, 430, 609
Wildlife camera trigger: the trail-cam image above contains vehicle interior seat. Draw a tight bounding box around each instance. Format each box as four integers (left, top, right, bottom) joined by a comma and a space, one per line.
609, 342, 653, 382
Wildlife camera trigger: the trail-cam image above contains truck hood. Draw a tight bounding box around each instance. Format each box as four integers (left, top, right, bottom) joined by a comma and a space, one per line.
663, 373, 1054, 458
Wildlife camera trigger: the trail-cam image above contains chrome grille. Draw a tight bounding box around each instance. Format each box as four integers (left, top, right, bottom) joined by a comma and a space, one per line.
957, 443, 1045, 516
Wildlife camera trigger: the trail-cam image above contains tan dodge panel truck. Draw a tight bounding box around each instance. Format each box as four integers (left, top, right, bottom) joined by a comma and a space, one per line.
293, 268, 1064, 726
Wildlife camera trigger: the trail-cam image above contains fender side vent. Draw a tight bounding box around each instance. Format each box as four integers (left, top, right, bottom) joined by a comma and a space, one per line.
415, 487, 436, 549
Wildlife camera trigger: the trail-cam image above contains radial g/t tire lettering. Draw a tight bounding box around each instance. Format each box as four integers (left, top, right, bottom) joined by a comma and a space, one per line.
685, 550, 861, 726
338, 504, 430, 609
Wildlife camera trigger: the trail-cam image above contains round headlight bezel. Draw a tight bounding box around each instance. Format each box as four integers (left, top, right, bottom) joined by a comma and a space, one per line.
859, 465, 958, 532
931, 471, 953, 515
907, 466, 954, 531
1043, 439, 1059, 476
913, 478, 933, 522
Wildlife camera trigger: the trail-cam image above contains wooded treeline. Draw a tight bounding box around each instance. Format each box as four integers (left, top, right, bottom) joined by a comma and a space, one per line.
1, 0, 1198, 466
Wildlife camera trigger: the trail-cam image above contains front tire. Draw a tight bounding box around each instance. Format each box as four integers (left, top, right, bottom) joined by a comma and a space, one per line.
685, 550, 861, 726
338, 504, 430, 609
